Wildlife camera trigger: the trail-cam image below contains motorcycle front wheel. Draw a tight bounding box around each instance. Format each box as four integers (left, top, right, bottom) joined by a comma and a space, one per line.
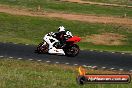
65, 44, 80, 57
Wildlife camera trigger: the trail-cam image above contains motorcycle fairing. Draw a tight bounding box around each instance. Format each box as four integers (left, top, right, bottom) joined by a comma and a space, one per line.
66, 36, 81, 43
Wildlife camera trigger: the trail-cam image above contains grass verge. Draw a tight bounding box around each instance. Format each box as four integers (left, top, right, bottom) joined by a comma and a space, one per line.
0, 0, 132, 17
0, 58, 131, 88
0, 13, 132, 52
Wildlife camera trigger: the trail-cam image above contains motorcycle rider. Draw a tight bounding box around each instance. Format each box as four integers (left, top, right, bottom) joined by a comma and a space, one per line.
43, 26, 73, 55
54, 26, 73, 47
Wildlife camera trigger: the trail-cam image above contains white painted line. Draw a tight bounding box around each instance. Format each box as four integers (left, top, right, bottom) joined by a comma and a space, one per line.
112, 52, 115, 53
14, 43, 17, 44
74, 64, 78, 66
90, 50, 93, 51
119, 69, 124, 71
65, 63, 69, 65
55, 62, 59, 64
129, 70, 132, 72
100, 51, 103, 52
46, 61, 51, 63
92, 66, 97, 69
87, 66, 92, 68
25, 44, 29, 45
18, 58, 22, 60
37, 60, 42, 62
0, 56, 4, 58
82, 65, 87, 67
102, 67, 106, 69
110, 68, 115, 70
29, 59, 33, 61
9, 57, 13, 59
121, 53, 125, 55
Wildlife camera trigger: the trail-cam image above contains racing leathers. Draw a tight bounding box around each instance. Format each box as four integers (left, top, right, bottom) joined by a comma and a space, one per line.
43, 32, 65, 55
43, 30, 73, 55
54, 30, 73, 46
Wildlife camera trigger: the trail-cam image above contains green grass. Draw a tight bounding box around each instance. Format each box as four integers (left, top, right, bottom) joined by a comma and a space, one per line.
82, 0, 132, 6
0, 58, 131, 88
0, 0, 132, 17
0, 13, 132, 52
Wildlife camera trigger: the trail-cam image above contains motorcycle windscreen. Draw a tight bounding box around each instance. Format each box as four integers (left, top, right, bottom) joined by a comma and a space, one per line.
66, 36, 81, 43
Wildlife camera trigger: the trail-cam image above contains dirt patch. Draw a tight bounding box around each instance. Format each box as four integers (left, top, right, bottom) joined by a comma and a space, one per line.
0, 5, 132, 25
61, 0, 132, 8
82, 33, 126, 45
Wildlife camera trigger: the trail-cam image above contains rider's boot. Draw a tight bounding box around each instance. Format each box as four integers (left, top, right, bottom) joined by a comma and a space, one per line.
48, 47, 65, 55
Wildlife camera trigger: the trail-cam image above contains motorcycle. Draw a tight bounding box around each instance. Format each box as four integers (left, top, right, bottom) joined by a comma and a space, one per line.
36, 36, 81, 57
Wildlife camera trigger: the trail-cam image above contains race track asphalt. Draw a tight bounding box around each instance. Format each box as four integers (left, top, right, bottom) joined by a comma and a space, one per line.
0, 42, 132, 71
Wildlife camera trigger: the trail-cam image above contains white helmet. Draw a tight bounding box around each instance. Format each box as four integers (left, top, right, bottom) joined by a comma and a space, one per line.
58, 26, 65, 32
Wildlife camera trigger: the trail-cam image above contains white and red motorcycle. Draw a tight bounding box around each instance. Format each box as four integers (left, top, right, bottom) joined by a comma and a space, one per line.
36, 34, 81, 57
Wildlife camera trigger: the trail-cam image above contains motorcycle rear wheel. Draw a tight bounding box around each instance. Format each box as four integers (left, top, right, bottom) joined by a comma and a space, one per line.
36, 42, 49, 54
